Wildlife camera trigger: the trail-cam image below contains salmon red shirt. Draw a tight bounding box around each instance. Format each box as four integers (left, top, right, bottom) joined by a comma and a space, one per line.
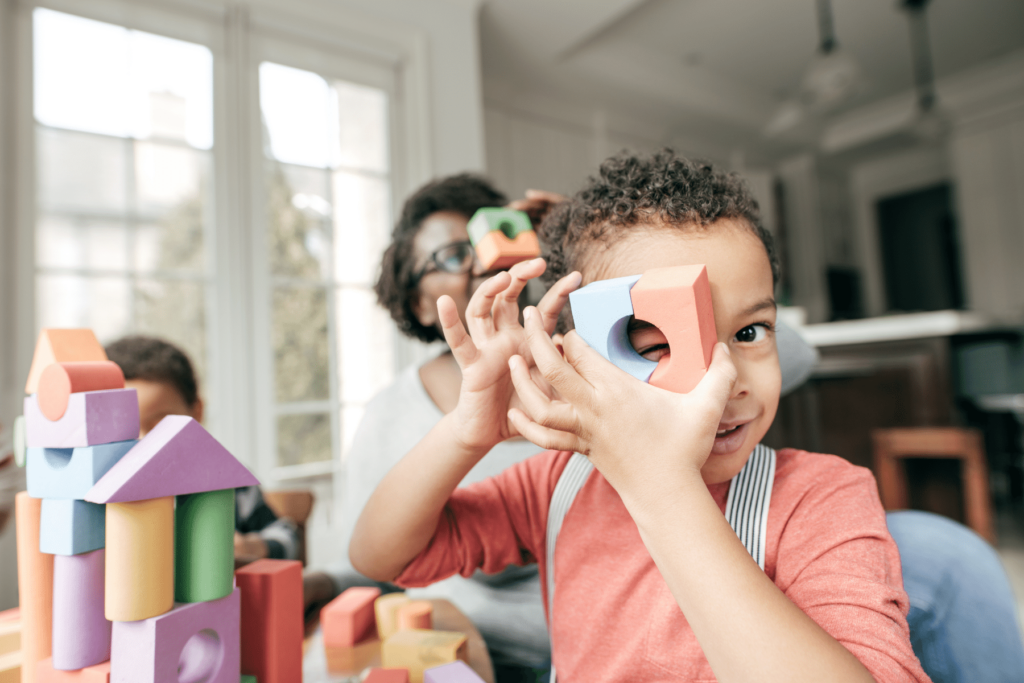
396, 448, 932, 682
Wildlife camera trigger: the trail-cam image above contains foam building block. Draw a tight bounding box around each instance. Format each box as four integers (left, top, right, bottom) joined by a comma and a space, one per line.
110, 587, 240, 683
25, 329, 107, 395
234, 560, 303, 683
0, 652, 18, 683
52, 550, 110, 670
568, 274, 655, 382
424, 661, 485, 683
381, 631, 468, 683
396, 602, 432, 631
466, 208, 540, 270
324, 636, 381, 676
0, 611, 18, 655
35, 659, 110, 683
374, 594, 411, 641
38, 362, 125, 421
630, 264, 716, 393
15, 492, 54, 683
39, 498, 105, 556
175, 489, 234, 603
366, 668, 410, 683
26, 441, 136, 500
239, 677, 256, 683
13, 416, 25, 467
86, 416, 258, 504
322, 586, 381, 648
104, 497, 174, 622
24, 390, 139, 450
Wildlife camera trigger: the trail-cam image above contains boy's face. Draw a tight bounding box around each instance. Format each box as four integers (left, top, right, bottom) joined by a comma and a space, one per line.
582, 218, 781, 485
126, 379, 204, 437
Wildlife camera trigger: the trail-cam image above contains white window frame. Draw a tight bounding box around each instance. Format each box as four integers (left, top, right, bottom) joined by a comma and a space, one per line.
2, 0, 435, 487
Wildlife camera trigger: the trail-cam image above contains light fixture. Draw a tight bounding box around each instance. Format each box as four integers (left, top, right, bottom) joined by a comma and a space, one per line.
902, 0, 949, 142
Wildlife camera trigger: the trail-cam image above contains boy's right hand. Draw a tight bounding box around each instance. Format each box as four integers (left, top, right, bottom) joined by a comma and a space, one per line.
439, 259, 580, 455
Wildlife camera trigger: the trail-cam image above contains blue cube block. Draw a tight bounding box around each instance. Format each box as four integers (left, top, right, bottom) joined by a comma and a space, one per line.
27, 440, 137, 500
568, 274, 657, 382
40, 498, 105, 555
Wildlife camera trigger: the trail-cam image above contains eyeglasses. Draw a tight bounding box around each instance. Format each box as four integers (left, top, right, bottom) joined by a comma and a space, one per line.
411, 240, 476, 285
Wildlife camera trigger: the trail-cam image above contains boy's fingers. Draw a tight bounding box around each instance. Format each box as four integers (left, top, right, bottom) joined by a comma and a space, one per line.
559, 331, 620, 388
535, 271, 581, 335
466, 271, 511, 333
438, 296, 478, 368
507, 408, 581, 453
499, 258, 545, 305
523, 307, 591, 403
689, 343, 738, 412
509, 356, 577, 432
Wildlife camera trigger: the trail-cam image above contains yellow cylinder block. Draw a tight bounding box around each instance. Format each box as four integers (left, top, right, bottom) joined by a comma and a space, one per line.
105, 497, 174, 622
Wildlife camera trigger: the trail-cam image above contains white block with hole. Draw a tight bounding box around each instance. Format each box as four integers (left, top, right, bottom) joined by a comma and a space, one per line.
26, 440, 137, 499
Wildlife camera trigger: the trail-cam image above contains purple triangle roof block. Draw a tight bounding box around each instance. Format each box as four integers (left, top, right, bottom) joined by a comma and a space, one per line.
85, 416, 259, 503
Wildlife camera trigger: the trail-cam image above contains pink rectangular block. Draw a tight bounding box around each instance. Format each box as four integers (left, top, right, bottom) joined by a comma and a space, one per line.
424, 661, 484, 683
323, 586, 381, 648
110, 588, 239, 683
53, 549, 110, 670
24, 390, 139, 449
366, 668, 410, 683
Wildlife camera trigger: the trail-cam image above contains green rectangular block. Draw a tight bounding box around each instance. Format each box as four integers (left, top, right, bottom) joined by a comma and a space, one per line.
175, 487, 235, 602
241, 676, 257, 683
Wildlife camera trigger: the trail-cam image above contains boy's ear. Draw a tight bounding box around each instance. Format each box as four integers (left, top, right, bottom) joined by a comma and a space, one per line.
552, 333, 566, 358
190, 396, 205, 424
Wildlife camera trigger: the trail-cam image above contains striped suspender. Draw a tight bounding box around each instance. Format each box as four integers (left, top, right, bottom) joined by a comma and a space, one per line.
545, 445, 776, 683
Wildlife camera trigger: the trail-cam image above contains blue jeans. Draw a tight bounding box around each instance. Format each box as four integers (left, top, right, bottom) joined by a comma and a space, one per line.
888, 510, 1024, 683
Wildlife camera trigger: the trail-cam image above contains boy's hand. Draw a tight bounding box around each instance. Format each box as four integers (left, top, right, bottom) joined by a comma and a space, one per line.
508, 308, 737, 509
440, 260, 580, 454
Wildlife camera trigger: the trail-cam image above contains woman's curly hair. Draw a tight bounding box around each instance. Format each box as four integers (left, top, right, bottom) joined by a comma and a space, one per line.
375, 174, 507, 343
539, 150, 779, 332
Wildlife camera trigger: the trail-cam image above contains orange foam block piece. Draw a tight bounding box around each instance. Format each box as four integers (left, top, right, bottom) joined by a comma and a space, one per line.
472, 230, 541, 271
104, 498, 174, 622
235, 559, 303, 683
396, 601, 432, 631
382, 630, 468, 683
25, 330, 107, 395
375, 594, 411, 641
630, 264, 717, 394
34, 659, 109, 682
366, 668, 410, 683
322, 586, 381, 647
38, 362, 125, 421
324, 637, 381, 677
15, 492, 53, 683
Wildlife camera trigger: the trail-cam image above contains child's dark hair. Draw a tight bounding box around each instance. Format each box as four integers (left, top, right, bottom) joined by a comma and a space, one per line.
539, 149, 779, 330
375, 173, 507, 343
105, 336, 199, 407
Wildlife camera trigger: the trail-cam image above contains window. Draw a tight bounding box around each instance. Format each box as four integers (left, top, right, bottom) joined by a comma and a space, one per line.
33, 8, 213, 383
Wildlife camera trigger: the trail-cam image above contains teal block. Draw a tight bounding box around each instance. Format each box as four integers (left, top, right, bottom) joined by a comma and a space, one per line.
40, 498, 105, 555
27, 440, 137, 500
467, 207, 533, 245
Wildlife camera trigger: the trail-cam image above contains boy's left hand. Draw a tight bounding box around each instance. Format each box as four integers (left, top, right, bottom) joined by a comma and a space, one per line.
508, 306, 738, 509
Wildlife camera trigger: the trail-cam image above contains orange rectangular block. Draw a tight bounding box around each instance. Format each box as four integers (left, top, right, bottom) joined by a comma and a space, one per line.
381, 630, 468, 683
25, 330, 107, 395
235, 559, 303, 683
15, 493, 53, 683
325, 636, 382, 677
34, 658, 109, 682
322, 586, 381, 648
630, 264, 717, 394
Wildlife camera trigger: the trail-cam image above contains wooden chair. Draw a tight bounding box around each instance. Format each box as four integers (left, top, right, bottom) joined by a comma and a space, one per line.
263, 489, 315, 566
872, 427, 995, 543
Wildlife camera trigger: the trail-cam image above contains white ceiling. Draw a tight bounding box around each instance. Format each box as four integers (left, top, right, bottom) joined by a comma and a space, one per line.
480, 0, 1024, 162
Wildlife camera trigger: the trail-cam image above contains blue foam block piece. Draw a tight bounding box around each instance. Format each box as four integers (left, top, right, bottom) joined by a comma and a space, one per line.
27, 440, 137, 500
40, 498, 106, 555
568, 274, 657, 382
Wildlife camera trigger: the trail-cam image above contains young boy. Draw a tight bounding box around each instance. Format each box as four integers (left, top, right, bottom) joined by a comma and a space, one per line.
350, 151, 929, 682
105, 335, 301, 562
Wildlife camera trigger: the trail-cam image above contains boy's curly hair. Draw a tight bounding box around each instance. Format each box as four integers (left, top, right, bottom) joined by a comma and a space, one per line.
105, 335, 199, 407
375, 174, 507, 343
539, 149, 779, 331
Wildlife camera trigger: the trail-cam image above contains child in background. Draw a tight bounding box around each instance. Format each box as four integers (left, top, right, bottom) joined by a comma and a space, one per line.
350, 151, 930, 682
105, 335, 300, 562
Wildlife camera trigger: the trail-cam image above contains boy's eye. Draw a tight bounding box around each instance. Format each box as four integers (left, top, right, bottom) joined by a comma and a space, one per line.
734, 324, 769, 344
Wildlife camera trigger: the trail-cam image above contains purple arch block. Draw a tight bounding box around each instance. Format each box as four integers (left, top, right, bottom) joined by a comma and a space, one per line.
24, 389, 139, 449
53, 549, 111, 670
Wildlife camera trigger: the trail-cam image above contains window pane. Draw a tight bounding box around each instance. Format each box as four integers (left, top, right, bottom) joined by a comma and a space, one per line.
135, 142, 208, 214
277, 413, 332, 466
334, 80, 388, 173
34, 8, 212, 148
267, 162, 331, 280
273, 286, 330, 402
332, 172, 390, 286
37, 128, 127, 215
337, 287, 394, 404
133, 278, 207, 384
260, 63, 337, 168
37, 216, 129, 272
37, 274, 130, 342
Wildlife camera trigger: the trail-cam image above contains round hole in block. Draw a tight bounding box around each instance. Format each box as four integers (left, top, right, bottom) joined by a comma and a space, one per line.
177, 629, 222, 683
498, 220, 516, 238
626, 316, 670, 362
43, 448, 73, 470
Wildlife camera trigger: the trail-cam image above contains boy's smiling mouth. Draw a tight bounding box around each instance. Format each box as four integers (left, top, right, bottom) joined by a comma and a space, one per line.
712, 420, 752, 455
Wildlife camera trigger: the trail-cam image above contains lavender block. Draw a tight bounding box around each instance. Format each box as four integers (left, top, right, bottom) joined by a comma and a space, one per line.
24, 389, 139, 449
424, 661, 485, 683
53, 549, 111, 670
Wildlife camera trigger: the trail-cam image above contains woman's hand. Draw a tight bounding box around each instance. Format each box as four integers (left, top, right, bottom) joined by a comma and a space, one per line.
440, 260, 580, 455
507, 309, 737, 510
507, 189, 567, 228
